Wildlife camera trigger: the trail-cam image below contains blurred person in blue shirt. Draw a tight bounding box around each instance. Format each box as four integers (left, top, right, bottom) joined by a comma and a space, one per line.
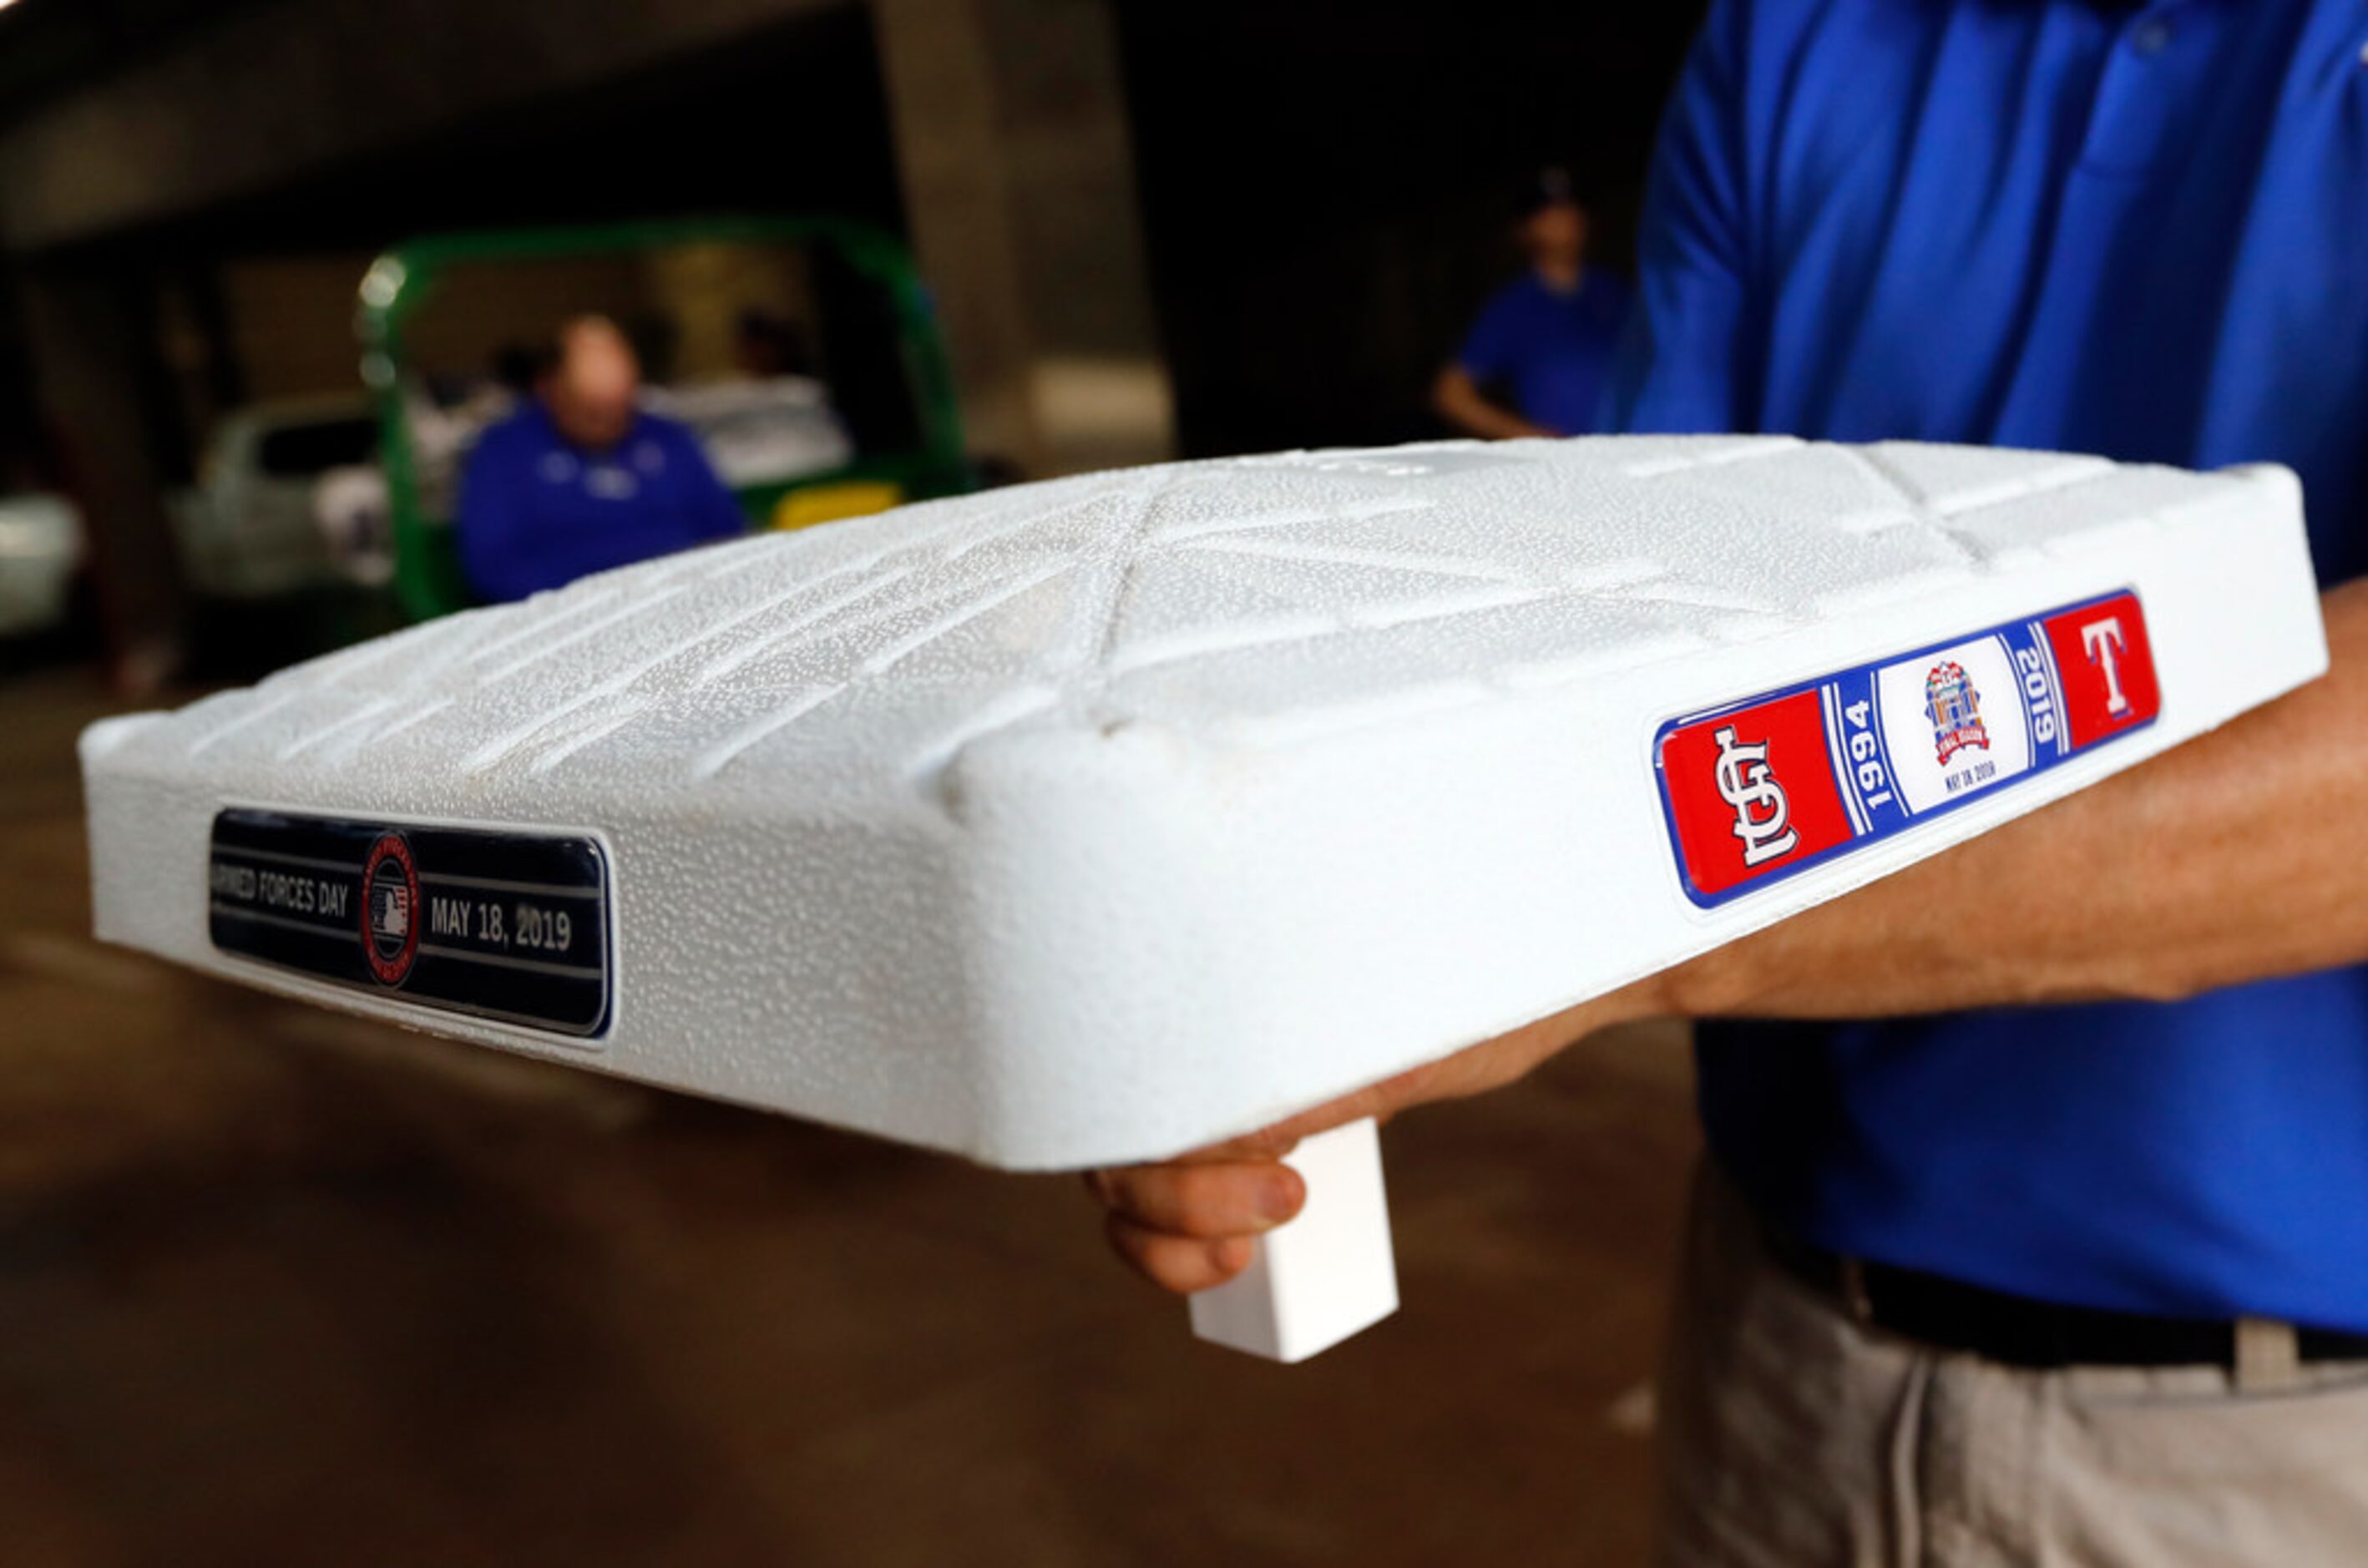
1432, 168, 1631, 439
457, 316, 746, 603
1089, 1, 2368, 1556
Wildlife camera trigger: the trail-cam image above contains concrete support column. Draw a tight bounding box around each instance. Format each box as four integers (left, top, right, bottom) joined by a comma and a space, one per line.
20, 263, 187, 687
873, 0, 1174, 478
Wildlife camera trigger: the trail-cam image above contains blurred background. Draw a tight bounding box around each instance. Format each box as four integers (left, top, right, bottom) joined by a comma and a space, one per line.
0, 1, 1708, 1560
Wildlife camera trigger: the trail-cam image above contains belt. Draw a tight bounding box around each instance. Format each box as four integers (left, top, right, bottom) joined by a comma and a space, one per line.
1763, 1225, 2368, 1372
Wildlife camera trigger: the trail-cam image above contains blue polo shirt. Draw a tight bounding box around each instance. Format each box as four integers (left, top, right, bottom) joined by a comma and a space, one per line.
1457, 269, 1632, 436
1612, 0, 2368, 1329
456, 402, 746, 603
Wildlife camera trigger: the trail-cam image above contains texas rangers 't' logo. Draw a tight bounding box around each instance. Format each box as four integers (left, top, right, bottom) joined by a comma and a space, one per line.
1925, 661, 1991, 766
1713, 725, 1799, 867
2082, 616, 2133, 716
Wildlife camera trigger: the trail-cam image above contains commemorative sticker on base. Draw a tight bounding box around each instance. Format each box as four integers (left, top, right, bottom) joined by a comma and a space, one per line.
1656, 589, 2158, 908
207, 809, 612, 1037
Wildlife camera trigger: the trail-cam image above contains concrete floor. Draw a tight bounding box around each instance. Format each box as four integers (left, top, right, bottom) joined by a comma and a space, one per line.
0, 664, 1699, 1567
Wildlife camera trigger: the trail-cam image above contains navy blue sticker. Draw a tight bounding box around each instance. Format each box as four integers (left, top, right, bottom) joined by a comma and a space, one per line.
209, 809, 611, 1038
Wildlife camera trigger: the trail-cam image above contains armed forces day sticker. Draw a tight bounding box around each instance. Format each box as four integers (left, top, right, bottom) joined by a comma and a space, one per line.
207, 809, 612, 1037
1655, 589, 2159, 908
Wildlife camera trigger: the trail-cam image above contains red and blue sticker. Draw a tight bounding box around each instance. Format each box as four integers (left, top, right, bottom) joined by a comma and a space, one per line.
1655, 589, 2159, 907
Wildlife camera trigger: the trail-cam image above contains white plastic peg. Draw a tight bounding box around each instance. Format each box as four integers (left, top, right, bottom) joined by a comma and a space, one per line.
1188, 1117, 1399, 1362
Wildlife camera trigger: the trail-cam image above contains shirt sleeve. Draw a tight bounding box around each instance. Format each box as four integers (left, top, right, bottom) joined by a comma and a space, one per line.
454, 433, 541, 604
1606, 0, 1758, 435
1455, 288, 1526, 383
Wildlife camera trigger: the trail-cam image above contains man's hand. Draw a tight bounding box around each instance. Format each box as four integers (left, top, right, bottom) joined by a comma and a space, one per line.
1085, 1131, 1306, 1294
1432, 365, 1556, 441
1085, 995, 1637, 1292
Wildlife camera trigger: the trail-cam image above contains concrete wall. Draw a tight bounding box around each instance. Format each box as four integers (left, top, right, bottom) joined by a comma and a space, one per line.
874, 0, 1172, 476
0, 0, 851, 254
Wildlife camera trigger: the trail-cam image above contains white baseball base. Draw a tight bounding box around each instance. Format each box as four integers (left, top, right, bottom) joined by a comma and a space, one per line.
79, 438, 2332, 1364
1188, 1117, 1399, 1362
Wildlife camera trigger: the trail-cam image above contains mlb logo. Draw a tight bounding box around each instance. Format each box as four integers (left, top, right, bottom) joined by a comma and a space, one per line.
370, 881, 410, 945
361, 832, 420, 986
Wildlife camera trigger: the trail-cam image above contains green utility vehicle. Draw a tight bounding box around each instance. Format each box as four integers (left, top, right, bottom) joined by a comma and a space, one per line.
355, 217, 972, 620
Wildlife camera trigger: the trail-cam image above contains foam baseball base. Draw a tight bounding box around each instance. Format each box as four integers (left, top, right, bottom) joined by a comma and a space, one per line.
82, 437, 2325, 1360
1189, 1116, 1396, 1362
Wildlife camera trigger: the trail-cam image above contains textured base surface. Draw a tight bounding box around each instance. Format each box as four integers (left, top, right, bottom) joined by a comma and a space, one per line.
82, 436, 2328, 1167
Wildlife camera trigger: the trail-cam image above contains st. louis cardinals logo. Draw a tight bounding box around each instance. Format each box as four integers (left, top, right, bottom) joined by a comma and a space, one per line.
1712, 725, 1799, 867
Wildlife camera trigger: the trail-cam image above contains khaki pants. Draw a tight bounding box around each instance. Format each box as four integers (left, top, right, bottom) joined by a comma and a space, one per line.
1656, 1163, 2368, 1566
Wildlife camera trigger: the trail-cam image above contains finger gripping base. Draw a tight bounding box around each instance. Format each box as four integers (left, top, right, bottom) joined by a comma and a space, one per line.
1187, 1117, 1399, 1363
